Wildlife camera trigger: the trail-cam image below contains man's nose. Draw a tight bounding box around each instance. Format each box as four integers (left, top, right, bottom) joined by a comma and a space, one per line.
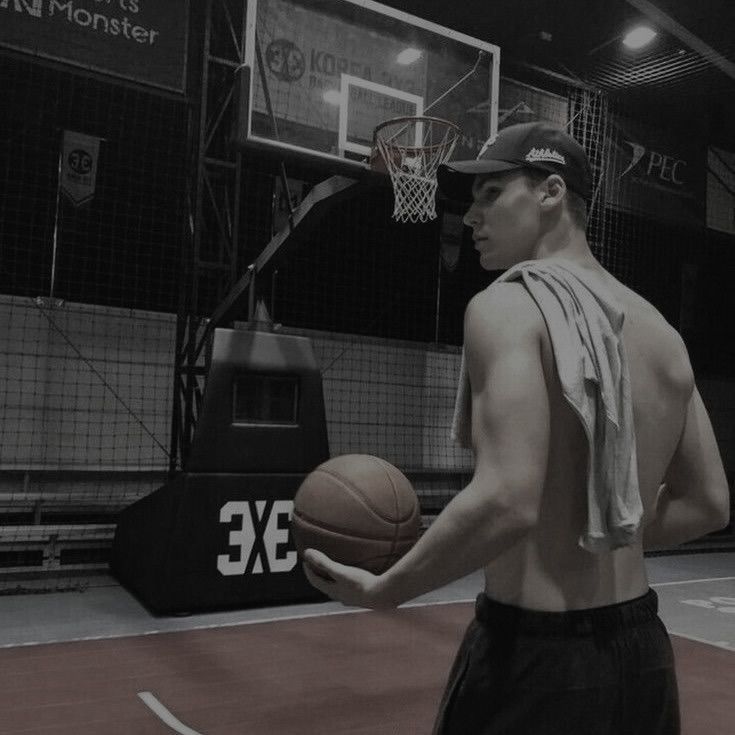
463, 203, 480, 228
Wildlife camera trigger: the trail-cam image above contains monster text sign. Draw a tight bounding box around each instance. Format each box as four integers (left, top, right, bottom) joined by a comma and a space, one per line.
0, 0, 189, 92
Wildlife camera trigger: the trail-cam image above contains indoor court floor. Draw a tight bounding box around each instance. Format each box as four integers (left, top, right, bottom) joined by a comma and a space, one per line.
0, 552, 732, 734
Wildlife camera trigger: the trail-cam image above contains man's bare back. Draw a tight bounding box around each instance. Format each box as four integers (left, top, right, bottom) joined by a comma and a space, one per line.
305, 121, 728, 623
304, 122, 727, 735
483, 265, 694, 611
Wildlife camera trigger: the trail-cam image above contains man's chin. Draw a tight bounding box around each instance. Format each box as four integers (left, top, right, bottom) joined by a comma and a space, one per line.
479, 252, 508, 271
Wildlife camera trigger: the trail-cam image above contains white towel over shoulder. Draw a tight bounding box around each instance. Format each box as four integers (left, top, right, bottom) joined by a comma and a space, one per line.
451, 259, 643, 553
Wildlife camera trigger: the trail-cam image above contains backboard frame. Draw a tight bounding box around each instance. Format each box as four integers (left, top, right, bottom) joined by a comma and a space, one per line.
241, 0, 500, 171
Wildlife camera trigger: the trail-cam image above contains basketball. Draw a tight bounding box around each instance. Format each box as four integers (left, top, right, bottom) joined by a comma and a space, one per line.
292, 454, 421, 574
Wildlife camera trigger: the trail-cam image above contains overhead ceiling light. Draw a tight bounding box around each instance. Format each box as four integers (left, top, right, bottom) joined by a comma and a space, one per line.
622, 26, 657, 50
396, 48, 422, 65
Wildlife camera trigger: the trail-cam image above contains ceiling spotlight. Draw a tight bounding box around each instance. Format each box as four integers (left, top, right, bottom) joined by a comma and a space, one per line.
397, 48, 422, 65
622, 26, 657, 50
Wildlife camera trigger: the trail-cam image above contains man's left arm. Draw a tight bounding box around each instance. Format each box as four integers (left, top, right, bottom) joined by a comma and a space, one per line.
304, 284, 550, 608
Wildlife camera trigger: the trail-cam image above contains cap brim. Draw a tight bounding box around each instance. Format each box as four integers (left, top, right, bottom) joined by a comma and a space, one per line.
437, 160, 522, 202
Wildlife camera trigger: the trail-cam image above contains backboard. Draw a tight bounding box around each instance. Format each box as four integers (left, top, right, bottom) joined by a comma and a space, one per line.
240, 0, 500, 169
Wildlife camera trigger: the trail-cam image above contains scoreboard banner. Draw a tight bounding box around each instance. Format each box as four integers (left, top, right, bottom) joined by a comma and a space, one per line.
0, 0, 189, 93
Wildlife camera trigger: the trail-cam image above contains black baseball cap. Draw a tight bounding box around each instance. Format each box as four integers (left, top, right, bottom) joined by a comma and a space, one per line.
437, 121, 592, 202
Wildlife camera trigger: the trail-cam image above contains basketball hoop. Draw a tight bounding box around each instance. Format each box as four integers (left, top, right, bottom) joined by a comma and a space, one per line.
372, 116, 462, 224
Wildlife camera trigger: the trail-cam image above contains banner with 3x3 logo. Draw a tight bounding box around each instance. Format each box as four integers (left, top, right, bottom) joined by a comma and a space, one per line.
60, 130, 102, 207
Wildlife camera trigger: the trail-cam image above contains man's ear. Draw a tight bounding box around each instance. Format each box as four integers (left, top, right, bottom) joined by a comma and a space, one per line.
539, 174, 567, 208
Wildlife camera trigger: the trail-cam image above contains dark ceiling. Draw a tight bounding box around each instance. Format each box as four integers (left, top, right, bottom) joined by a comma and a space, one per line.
380, 0, 735, 143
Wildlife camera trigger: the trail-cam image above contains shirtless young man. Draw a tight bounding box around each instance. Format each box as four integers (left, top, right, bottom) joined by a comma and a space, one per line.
303, 122, 730, 734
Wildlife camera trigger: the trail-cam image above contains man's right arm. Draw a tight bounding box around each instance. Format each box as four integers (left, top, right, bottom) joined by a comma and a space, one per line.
644, 386, 731, 549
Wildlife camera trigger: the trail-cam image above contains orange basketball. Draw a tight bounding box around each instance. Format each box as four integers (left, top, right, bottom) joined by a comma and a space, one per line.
292, 454, 421, 574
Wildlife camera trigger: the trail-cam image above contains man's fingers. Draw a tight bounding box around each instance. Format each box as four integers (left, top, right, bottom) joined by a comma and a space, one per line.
304, 548, 330, 566
303, 562, 330, 590
303, 548, 336, 583
304, 561, 335, 583
301, 550, 387, 610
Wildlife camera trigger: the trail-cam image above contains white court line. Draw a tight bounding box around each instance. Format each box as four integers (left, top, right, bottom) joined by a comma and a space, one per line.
0, 607, 368, 648
138, 691, 204, 735
4, 580, 735, 650
651, 576, 735, 588
0, 599, 478, 649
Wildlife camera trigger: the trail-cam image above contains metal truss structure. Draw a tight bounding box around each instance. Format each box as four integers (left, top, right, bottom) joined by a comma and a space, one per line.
169, 0, 377, 475
169, 0, 247, 475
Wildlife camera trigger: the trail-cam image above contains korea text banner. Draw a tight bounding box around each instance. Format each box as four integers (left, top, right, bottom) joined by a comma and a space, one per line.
0, 0, 189, 93
254, 0, 428, 142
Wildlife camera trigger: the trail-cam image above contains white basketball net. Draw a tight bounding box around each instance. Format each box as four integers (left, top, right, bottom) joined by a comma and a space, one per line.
374, 117, 461, 224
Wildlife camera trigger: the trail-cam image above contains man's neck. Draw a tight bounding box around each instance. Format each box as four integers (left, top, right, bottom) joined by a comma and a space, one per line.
533, 228, 598, 268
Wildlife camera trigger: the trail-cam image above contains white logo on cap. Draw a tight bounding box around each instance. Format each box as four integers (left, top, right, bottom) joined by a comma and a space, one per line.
525, 147, 566, 165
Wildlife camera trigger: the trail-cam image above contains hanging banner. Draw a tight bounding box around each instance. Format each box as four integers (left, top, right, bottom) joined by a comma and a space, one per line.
0, 0, 189, 93
604, 115, 705, 227
707, 147, 735, 235
498, 78, 568, 130
60, 130, 102, 206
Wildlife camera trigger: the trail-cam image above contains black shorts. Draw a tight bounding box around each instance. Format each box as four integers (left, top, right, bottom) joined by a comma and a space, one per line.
433, 589, 680, 735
